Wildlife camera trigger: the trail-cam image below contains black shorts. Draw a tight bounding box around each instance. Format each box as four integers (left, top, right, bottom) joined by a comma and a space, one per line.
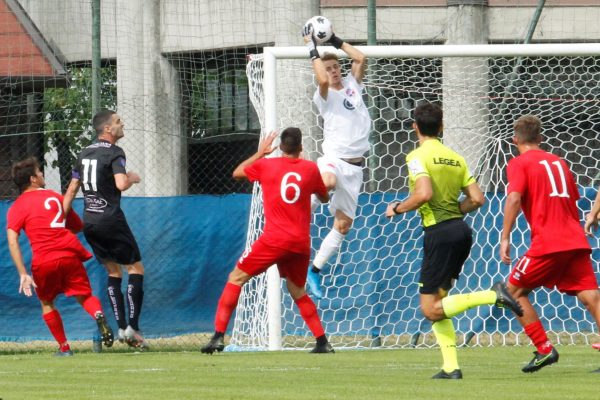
83, 219, 141, 265
419, 218, 472, 295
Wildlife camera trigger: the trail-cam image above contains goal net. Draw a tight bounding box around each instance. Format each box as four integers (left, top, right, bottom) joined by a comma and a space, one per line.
231, 44, 600, 351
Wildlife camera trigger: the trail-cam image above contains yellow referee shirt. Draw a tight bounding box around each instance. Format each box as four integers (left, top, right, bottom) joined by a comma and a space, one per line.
405, 138, 476, 227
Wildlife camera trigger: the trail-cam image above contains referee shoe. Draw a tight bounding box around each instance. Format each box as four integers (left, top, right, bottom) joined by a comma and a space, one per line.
431, 369, 462, 379
522, 347, 559, 373
492, 281, 524, 317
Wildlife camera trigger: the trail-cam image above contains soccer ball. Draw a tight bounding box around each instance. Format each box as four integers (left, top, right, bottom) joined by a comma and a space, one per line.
304, 16, 333, 44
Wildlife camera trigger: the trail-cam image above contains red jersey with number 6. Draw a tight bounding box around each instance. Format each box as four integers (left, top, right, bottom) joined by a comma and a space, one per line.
6, 189, 92, 266
245, 157, 327, 254
506, 149, 590, 256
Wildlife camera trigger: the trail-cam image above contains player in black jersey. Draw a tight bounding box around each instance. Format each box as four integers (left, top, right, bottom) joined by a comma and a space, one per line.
63, 109, 148, 349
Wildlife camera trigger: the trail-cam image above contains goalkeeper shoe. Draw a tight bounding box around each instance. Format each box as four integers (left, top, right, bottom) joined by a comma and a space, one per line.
310, 342, 335, 354
592, 343, 600, 351
124, 326, 150, 349
201, 334, 225, 354
307, 269, 323, 300
431, 369, 462, 379
95, 312, 114, 348
522, 347, 559, 373
492, 281, 523, 317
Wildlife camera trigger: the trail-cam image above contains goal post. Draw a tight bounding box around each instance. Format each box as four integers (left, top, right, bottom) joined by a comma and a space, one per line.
232, 44, 600, 351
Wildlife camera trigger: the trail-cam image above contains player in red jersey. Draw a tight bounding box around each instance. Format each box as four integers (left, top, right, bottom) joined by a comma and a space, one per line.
6, 157, 114, 356
200, 127, 333, 354
500, 115, 600, 373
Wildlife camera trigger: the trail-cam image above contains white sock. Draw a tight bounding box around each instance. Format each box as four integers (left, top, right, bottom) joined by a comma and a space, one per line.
313, 228, 345, 270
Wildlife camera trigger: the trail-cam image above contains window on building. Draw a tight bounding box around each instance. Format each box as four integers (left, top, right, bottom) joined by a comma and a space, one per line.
173, 46, 263, 194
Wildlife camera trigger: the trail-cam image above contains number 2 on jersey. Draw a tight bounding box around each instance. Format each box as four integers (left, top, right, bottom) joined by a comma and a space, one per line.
539, 160, 569, 198
44, 197, 66, 228
82, 158, 98, 191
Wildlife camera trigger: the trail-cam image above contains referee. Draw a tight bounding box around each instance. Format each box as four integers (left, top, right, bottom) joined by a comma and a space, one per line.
386, 102, 522, 379
63, 109, 148, 349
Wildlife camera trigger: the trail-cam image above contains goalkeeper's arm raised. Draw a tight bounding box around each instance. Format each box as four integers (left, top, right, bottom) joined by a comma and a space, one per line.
327, 32, 367, 83
304, 29, 329, 100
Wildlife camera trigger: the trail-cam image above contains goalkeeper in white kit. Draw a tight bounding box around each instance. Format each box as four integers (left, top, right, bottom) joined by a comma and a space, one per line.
303, 25, 372, 299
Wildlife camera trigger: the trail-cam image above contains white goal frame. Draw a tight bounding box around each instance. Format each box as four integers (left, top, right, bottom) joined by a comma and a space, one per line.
257, 43, 600, 351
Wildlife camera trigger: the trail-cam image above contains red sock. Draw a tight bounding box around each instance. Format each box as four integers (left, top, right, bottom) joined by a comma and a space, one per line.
214, 282, 242, 333
43, 310, 69, 351
524, 320, 553, 354
81, 296, 103, 318
294, 294, 325, 338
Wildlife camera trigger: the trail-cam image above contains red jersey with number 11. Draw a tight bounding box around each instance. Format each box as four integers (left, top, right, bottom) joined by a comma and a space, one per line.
245, 157, 327, 254
6, 189, 92, 266
506, 149, 590, 256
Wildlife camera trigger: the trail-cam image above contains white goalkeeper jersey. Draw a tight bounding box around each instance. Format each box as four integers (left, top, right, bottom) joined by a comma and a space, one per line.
313, 73, 372, 159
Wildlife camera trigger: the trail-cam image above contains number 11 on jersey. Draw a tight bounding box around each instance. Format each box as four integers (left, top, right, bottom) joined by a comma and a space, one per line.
82, 158, 98, 191
539, 160, 569, 198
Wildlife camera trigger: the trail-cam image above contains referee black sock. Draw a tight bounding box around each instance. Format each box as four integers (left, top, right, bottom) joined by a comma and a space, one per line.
127, 274, 144, 331
107, 276, 127, 330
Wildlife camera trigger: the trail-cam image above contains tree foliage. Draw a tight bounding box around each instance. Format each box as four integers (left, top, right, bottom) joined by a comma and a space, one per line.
42, 65, 117, 189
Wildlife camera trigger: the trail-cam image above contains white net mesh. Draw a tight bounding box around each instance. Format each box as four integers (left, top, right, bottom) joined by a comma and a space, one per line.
232, 46, 600, 350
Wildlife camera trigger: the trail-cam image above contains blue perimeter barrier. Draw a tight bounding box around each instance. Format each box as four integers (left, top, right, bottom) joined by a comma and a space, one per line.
0, 189, 598, 341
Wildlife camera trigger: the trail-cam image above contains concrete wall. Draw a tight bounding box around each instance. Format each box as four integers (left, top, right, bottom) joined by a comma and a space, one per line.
18, 2, 600, 62
15, 0, 600, 195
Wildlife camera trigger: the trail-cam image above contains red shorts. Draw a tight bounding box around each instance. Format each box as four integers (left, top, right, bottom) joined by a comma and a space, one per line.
237, 238, 310, 287
31, 257, 93, 302
508, 249, 598, 295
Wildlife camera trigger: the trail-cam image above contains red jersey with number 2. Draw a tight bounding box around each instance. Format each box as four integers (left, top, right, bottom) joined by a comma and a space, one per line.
506, 149, 590, 256
245, 157, 327, 254
6, 189, 92, 266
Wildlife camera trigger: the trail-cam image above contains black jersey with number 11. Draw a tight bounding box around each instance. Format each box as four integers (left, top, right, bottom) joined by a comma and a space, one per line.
72, 140, 128, 224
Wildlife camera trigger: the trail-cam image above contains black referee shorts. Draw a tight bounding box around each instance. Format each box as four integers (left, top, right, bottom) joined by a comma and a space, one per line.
83, 219, 142, 265
418, 218, 472, 295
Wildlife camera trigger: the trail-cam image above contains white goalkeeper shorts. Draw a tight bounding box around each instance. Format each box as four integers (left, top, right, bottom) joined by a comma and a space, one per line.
317, 155, 363, 220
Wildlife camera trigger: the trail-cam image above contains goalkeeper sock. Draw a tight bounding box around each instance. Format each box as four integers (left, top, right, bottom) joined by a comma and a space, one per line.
43, 310, 68, 349
524, 320, 553, 354
313, 228, 345, 270
215, 282, 242, 333
432, 318, 459, 373
81, 295, 103, 318
127, 274, 144, 331
441, 290, 496, 318
294, 294, 325, 338
107, 276, 127, 330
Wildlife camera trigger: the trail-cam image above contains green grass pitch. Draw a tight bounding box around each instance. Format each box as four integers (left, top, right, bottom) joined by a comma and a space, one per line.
0, 346, 598, 399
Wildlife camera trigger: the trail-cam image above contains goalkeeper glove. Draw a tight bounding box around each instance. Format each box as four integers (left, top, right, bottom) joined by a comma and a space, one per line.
303, 26, 320, 61
328, 33, 344, 50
